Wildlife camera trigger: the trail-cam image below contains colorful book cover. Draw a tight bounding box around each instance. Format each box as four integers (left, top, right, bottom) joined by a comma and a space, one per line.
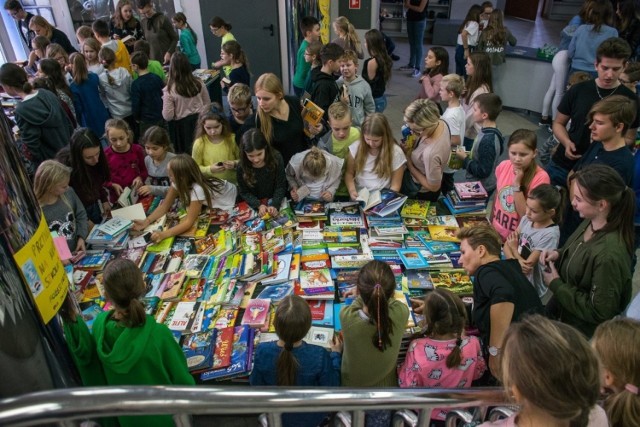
426, 215, 459, 227
331, 254, 374, 269
262, 253, 293, 285
241, 298, 271, 327
172, 236, 196, 254
75, 250, 111, 270
454, 181, 489, 199
396, 248, 429, 270
147, 236, 175, 253
294, 199, 327, 216
303, 326, 334, 349
427, 225, 461, 242
97, 217, 132, 237
144, 273, 165, 298
405, 270, 434, 290
181, 278, 205, 302
400, 199, 430, 219
328, 202, 364, 227
212, 326, 234, 369
119, 247, 146, 266
213, 307, 239, 329
308, 300, 334, 327
429, 270, 474, 295
299, 268, 333, 290
183, 254, 209, 278
288, 253, 301, 280
200, 326, 254, 381
182, 329, 217, 372
167, 301, 199, 331
424, 240, 460, 254
456, 215, 491, 229
302, 98, 325, 137
256, 283, 293, 303
160, 271, 187, 301
241, 231, 262, 254
194, 216, 211, 238
367, 188, 408, 217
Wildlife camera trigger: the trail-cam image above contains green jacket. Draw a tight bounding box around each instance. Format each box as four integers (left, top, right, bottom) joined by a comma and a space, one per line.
549, 220, 632, 337
92, 312, 195, 427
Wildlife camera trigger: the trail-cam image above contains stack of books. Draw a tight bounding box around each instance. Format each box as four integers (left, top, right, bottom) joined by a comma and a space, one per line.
443, 181, 489, 215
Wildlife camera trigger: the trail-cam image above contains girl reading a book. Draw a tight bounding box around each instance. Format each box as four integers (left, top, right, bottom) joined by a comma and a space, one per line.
341, 260, 409, 427
137, 126, 176, 197
250, 295, 342, 427
285, 146, 344, 202
134, 154, 237, 242
192, 109, 239, 184
92, 258, 195, 427
236, 128, 287, 217
34, 160, 89, 253
399, 288, 485, 424
104, 118, 148, 201
344, 113, 406, 201
492, 129, 550, 241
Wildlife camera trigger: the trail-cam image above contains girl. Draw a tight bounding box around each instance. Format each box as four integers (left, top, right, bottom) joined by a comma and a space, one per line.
98, 47, 133, 123
417, 47, 449, 102
0, 63, 72, 167
45, 43, 71, 79
345, 113, 406, 200
592, 318, 640, 427
462, 52, 493, 150
333, 16, 363, 59
69, 53, 110, 138
209, 16, 236, 76
34, 160, 89, 253
28, 15, 77, 55
399, 288, 486, 424
402, 99, 451, 201
93, 258, 195, 427
541, 164, 634, 337
83, 38, 104, 75
138, 126, 176, 197
110, 0, 143, 53
220, 40, 250, 94
402, 0, 429, 77
363, 29, 392, 113
503, 184, 563, 304
104, 119, 147, 197
286, 146, 345, 202
569, 1, 618, 76
67, 128, 112, 224
25, 35, 50, 76
134, 154, 237, 242
492, 129, 550, 241
38, 58, 77, 126
341, 260, 409, 426
477, 9, 517, 66
162, 52, 211, 154
480, 315, 604, 427
455, 4, 482, 77
303, 40, 323, 97
237, 128, 287, 217
172, 12, 201, 70
192, 110, 239, 183
250, 295, 342, 427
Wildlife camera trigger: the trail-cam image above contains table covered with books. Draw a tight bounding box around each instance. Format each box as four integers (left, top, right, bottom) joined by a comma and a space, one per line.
63, 180, 491, 382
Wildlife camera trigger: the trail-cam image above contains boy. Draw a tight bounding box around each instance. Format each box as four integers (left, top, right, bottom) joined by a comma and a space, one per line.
133, 40, 166, 81
130, 51, 165, 138
439, 73, 467, 195
317, 101, 361, 198
75, 25, 93, 45
292, 16, 320, 98
92, 19, 132, 74
227, 83, 254, 143
4, 0, 34, 49
337, 50, 375, 127
455, 93, 504, 195
310, 43, 344, 121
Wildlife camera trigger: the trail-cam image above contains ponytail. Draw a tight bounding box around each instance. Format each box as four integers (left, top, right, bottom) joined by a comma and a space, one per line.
604, 389, 640, 427
446, 334, 463, 368
103, 258, 147, 328
273, 295, 311, 386
368, 284, 392, 351
276, 342, 300, 386
121, 298, 146, 328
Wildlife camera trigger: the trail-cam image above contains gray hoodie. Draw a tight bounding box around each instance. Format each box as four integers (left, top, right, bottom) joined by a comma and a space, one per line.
285, 149, 345, 199
98, 67, 132, 119
337, 75, 375, 127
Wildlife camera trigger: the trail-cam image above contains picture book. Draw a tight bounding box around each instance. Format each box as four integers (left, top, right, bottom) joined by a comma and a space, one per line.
293, 280, 335, 300
80, 304, 103, 331
213, 307, 239, 329
405, 270, 434, 290
302, 98, 324, 137
116, 186, 139, 207
420, 251, 452, 266
181, 278, 205, 302
241, 231, 262, 254
456, 215, 490, 229
144, 273, 165, 298
167, 301, 199, 331
97, 217, 133, 237
212, 326, 234, 369
256, 283, 293, 303
183, 254, 209, 278
241, 298, 271, 327
396, 248, 429, 270
423, 240, 460, 254
75, 250, 111, 270
425, 215, 459, 227
326, 245, 360, 256
182, 329, 217, 372
442, 196, 488, 216
429, 270, 474, 295
146, 236, 175, 253
262, 253, 293, 285
299, 268, 334, 290
323, 229, 360, 245
200, 326, 254, 381
331, 254, 373, 269
454, 181, 488, 199
327, 202, 364, 227
160, 271, 187, 301
262, 226, 286, 254
427, 225, 461, 243
119, 247, 146, 266
303, 326, 334, 349
400, 199, 430, 219
361, 188, 408, 217
288, 253, 301, 280
309, 300, 334, 327
172, 236, 196, 254
294, 199, 326, 217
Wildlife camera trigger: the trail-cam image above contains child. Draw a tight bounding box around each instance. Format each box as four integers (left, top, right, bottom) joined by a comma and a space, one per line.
363, 29, 392, 112
92, 18, 132, 75
227, 83, 253, 142
399, 288, 486, 423
455, 4, 482, 77
192, 110, 239, 183
75, 25, 93, 46
209, 16, 236, 76
137, 126, 176, 197
93, 258, 195, 427
345, 113, 406, 199
25, 35, 50, 75
250, 295, 342, 427
417, 47, 449, 102
109, 0, 142, 53
455, 92, 504, 195
341, 260, 409, 425
303, 40, 323, 97
98, 47, 133, 124
292, 16, 321, 98
491, 129, 550, 240
477, 9, 517, 66
220, 40, 250, 93
480, 315, 604, 427
104, 119, 147, 197
133, 40, 166, 81
310, 43, 344, 121
67, 128, 112, 224
35, 159, 89, 253
134, 154, 237, 242
503, 184, 562, 304
462, 52, 493, 150
332, 16, 363, 59
592, 318, 640, 427
45, 43, 71, 79
439, 73, 466, 195
69, 53, 110, 138
337, 50, 375, 127
82, 38, 104, 75
286, 146, 344, 202
130, 51, 165, 137
172, 12, 200, 70
38, 58, 77, 125
478, 1, 494, 32
237, 128, 287, 217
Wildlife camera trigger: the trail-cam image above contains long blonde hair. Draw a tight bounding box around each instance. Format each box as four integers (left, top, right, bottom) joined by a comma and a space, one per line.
355, 113, 396, 180
34, 160, 71, 204
254, 73, 285, 145
334, 16, 362, 56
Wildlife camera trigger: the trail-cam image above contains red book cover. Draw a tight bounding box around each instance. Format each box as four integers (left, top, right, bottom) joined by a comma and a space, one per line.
309, 300, 329, 321
212, 326, 234, 369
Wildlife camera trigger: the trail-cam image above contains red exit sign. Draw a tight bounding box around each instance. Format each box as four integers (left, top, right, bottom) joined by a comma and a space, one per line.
349, 0, 361, 9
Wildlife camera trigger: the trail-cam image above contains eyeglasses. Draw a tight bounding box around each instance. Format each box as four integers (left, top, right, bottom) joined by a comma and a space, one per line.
210, 27, 220, 33
230, 105, 250, 113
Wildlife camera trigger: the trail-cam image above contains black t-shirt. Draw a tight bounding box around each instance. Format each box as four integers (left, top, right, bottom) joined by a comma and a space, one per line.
472, 259, 544, 348
363, 57, 386, 98
573, 142, 635, 186
406, 0, 428, 21
552, 79, 639, 170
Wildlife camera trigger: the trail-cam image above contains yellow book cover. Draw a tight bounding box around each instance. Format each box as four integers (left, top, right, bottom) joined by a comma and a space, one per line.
427, 225, 461, 242
302, 98, 324, 137
400, 199, 430, 219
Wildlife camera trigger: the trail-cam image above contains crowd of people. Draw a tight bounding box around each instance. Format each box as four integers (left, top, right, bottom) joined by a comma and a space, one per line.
2, 0, 640, 426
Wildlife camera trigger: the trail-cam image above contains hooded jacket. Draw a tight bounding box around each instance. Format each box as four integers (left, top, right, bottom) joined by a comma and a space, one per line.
337, 75, 375, 127
98, 67, 132, 119
310, 70, 339, 121
15, 89, 73, 166
141, 12, 179, 62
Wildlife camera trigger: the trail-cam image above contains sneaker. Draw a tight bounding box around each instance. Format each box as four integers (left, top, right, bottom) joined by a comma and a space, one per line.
412, 68, 421, 78
399, 64, 414, 71
538, 117, 552, 126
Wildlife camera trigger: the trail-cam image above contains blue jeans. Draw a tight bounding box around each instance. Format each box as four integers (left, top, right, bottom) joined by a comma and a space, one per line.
455, 44, 466, 76
545, 159, 570, 188
374, 95, 387, 112
406, 19, 426, 69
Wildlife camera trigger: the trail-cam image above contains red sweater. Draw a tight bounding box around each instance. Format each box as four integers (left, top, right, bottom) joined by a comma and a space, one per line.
104, 144, 148, 188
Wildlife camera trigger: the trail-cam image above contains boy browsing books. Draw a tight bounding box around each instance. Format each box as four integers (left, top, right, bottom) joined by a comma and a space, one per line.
337, 50, 375, 127
227, 83, 253, 143
455, 93, 504, 195
133, 40, 166, 81
292, 16, 321, 98
440, 74, 466, 195
130, 51, 165, 137
310, 43, 344, 121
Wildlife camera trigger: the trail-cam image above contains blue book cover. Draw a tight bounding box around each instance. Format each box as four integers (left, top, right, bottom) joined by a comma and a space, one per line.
333, 302, 345, 332
257, 283, 294, 303
424, 240, 460, 254
396, 248, 429, 269
200, 326, 254, 381
182, 329, 217, 372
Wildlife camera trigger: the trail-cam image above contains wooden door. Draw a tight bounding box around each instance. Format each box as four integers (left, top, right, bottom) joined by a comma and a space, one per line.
505, 0, 539, 21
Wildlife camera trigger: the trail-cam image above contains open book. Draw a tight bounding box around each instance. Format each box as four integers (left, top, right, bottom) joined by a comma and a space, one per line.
117, 187, 138, 207
357, 188, 408, 217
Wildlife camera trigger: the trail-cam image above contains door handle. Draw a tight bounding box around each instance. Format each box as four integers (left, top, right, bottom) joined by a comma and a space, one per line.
263, 24, 274, 36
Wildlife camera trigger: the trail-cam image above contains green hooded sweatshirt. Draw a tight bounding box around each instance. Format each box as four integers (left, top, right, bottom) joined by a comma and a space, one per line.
92, 312, 195, 427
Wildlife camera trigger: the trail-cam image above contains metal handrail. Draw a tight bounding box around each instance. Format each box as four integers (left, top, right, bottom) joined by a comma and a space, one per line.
0, 386, 508, 427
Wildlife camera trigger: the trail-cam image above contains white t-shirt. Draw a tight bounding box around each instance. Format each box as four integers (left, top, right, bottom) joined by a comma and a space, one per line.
457, 21, 480, 46
442, 105, 466, 174
349, 140, 406, 191
176, 181, 238, 212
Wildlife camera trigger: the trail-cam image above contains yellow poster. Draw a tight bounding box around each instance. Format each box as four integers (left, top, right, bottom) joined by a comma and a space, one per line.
13, 213, 68, 324
319, 0, 330, 44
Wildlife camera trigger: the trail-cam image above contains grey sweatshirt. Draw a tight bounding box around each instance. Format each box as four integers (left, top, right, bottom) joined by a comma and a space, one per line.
41, 187, 89, 250
336, 75, 375, 127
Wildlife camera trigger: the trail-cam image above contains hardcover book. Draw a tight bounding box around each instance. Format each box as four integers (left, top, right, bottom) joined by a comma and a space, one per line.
427, 225, 461, 243
241, 298, 271, 327
396, 248, 429, 270
454, 181, 489, 199
200, 326, 254, 381
429, 270, 474, 295
400, 199, 430, 219
182, 329, 217, 372
212, 326, 234, 369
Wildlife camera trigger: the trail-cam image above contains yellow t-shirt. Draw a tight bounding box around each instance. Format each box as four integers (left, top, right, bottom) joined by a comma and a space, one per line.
192, 134, 239, 183
331, 127, 360, 196
221, 32, 236, 77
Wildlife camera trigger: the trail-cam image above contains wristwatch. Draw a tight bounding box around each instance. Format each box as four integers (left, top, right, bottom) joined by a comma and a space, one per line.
512, 185, 525, 193
488, 346, 501, 356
